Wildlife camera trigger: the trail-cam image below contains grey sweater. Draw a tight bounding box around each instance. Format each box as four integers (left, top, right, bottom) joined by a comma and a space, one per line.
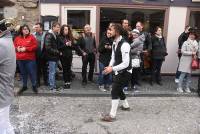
130, 34, 145, 59
0, 30, 16, 108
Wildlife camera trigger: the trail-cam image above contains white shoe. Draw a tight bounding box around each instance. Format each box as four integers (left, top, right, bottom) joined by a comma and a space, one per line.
177, 88, 184, 93
99, 86, 107, 92
175, 79, 179, 83
185, 88, 191, 93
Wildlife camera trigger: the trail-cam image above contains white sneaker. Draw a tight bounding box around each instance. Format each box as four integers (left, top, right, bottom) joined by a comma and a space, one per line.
99, 86, 107, 92
185, 88, 191, 93
123, 87, 129, 95
177, 88, 184, 93
175, 79, 179, 83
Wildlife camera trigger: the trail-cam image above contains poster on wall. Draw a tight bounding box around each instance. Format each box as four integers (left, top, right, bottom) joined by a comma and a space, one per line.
44, 21, 50, 31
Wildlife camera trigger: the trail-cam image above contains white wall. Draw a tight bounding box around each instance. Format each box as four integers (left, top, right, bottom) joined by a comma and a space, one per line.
162, 7, 188, 73
40, 4, 60, 16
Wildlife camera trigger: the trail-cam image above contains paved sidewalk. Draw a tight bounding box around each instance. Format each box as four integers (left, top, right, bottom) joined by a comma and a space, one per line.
14, 74, 199, 97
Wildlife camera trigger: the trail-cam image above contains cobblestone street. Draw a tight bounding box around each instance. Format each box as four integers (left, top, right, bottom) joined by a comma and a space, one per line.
11, 75, 200, 134
11, 96, 200, 134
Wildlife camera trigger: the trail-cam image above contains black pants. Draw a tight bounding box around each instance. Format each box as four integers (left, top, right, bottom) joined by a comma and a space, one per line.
198, 76, 200, 96
36, 56, 48, 86
60, 56, 72, 83
151, 59, 163, 82
82, 53, 95, 82
111, 71, 131, 100
131, 67, 141, 87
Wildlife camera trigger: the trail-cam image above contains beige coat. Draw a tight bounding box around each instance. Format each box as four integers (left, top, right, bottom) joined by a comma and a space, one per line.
178, 39, 198, 73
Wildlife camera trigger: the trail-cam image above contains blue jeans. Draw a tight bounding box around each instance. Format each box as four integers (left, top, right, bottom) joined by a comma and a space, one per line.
48, 61, 57, 89
178, 72, 191, 89
17, 60, 37, 87
98, 62, 112, 86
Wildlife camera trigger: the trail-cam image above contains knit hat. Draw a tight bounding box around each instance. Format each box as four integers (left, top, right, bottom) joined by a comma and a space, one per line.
131, 29, 140, 35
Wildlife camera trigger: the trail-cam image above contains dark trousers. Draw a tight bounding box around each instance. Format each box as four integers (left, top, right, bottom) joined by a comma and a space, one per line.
131, 67, 141, 87
60, 56, 72, 83
111, 72, 131, 100
198, 76, 200, 96
36, 56, 48, 86
82, 53, 95, 82
17, 60, 37, 87
175, 57, 181, 79
151, 59, 163, 82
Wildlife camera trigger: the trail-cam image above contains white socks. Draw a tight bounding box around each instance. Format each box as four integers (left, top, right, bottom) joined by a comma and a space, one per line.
110, 99, 119, 118
122, 99, 129, 108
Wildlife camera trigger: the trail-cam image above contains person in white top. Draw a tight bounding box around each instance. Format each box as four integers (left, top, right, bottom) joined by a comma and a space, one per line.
101, 23, 132, 122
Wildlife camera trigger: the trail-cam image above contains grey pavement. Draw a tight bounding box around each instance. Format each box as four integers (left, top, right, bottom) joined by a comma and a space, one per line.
11, 96, 200, 134
11, 74, 200, 134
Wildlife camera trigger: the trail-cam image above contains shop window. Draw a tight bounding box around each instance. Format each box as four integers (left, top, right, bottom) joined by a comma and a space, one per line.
67, 10, 90, 33
100, 8, 165, 37
189, 11, 200, 37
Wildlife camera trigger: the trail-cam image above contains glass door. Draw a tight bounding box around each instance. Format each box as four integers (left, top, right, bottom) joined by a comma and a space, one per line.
62, 6, 96, 72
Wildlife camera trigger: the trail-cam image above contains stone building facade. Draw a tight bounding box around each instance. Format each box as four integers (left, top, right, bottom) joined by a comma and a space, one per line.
3, 0, 40, 29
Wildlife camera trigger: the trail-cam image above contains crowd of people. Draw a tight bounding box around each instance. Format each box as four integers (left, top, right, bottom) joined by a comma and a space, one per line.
1, 17, 200, 125
11, 19, 200, 95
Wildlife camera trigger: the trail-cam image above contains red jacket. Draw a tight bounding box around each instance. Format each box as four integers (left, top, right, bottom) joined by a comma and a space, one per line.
14, 34, 38, 60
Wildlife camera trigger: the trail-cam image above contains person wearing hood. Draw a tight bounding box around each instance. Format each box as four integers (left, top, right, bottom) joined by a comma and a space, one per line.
151, 26, 168, 86
177, 30, 198, 93
130, 29, 145, 91
44, 22, 61, 90
0, 18, 16, 134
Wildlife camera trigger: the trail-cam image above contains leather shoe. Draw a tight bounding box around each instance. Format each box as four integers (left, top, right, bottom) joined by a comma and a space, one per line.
101, 114, 116, 122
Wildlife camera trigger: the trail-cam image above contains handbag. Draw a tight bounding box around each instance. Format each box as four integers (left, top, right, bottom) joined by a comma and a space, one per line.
191, 57, 199, 70
132, 58, 140, 68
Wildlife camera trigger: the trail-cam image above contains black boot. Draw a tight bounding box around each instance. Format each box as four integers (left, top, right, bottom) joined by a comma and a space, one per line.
156, 81, 163, 86
17, 87, 27, 95
32, 86, 38, 94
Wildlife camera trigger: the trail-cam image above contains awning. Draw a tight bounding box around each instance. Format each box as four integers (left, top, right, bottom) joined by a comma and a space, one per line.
0, 0, 15, 8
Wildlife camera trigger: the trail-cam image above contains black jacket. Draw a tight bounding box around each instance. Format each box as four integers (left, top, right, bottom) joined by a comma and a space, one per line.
78, 33, 96, 54
98, 34, 113, 66
178, 32, 189, 49
151, 35, 167, 60
140, 31, 152, 51
44, 31, 60, 61
58, 35, 82, 58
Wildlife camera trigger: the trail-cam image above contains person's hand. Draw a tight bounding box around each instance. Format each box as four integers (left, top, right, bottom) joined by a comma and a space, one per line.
83, 52, 87, 56
103, 66, 113, 75
60, 52, 63, 56
20, 47, 26, 52
105, 45, 108, 49
108, 46, 112, 49
66, 41, 71, 46
93, 48, 97, 53
17, 46, 21, 52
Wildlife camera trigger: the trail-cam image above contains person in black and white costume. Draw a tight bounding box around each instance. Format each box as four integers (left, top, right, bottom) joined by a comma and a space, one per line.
101, 23, 132, 122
